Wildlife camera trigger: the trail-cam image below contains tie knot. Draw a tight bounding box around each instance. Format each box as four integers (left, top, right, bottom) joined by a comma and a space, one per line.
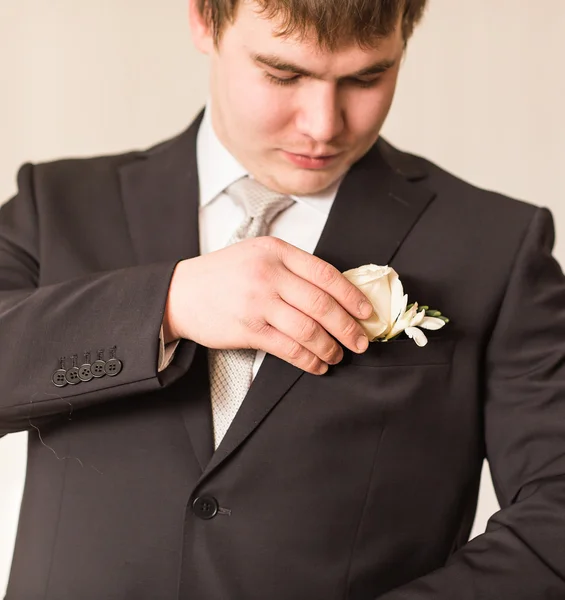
225, 177, 295, 237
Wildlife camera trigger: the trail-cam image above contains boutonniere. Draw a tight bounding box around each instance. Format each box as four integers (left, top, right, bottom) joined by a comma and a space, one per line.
342, 264, 449, 347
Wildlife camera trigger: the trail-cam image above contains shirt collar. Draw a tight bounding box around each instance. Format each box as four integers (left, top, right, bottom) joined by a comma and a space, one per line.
196, 104, 248, 209
196, 103, 340, 217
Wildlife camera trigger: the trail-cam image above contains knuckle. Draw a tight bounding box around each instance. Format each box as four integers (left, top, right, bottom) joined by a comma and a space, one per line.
298, 318, 319, 344
247, 258, 272, 282
287, 339, 304, 361
341, 280, 363, 306
308, 355, 325, 373
250, 264, 282, 295
342, 318, 360, 338
269, 236, 286, 250
243, 317, 270, 336
254, 235, 284, 255
313, 260, 339, 287
323, 343, 341, 363
318, 346, 334, 364
310, 289, 334, 317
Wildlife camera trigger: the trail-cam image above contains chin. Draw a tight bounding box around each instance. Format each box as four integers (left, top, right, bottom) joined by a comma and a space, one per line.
293, 172, 342, 195
273, 180, 324, 196
268, 165, 337, 195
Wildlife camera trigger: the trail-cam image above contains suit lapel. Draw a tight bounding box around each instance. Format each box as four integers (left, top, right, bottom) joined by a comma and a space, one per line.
201, 139, 437, 479
119, 110, 215, 472
119, 113, 203, 266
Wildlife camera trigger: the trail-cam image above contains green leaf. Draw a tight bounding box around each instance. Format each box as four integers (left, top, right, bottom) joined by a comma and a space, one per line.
419, 305, 429, 311
426, 310, 442, 317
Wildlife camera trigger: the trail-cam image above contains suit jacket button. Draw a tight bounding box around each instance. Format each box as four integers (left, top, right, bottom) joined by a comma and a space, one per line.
91, 360, 106, 378
52, 370, 67, 387
192, 496, 219, 520
105, 358, 123, 377
78, 364, 93, 382
65, 367, 81, 385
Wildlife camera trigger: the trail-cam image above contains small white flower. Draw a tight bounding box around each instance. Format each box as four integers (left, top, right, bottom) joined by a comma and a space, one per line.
343, 264, 449, 347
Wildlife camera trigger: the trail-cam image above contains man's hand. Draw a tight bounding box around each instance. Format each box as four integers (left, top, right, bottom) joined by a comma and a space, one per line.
163, 236, 373, 375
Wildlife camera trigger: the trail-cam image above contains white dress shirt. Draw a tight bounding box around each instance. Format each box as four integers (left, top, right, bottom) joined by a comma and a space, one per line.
159, 105, 342, 378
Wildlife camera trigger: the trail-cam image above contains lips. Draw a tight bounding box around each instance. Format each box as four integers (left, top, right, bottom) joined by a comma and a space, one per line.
293, 152, 339, 159
281, 150, 342, 170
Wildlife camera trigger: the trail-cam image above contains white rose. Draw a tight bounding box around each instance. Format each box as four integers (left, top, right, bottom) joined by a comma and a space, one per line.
342, 264, 404, 341
342, 264, 447, 345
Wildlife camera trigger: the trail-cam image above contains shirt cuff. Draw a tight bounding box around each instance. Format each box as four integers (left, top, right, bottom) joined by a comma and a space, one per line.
158, 324, 180, 372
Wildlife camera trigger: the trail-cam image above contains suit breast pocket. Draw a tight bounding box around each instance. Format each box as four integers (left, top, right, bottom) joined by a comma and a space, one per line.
346, 336, 455, 368
328, 336, 456, 417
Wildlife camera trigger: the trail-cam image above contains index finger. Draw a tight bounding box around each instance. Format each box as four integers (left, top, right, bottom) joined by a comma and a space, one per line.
277, 241, 374, 320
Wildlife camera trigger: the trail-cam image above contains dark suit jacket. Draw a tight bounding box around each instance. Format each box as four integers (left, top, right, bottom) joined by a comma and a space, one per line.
2, 111, 565, 600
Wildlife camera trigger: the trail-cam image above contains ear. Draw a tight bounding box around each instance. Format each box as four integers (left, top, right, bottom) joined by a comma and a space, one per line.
188, 0, 215, 55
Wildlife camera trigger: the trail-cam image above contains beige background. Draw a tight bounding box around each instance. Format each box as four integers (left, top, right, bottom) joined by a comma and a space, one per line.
0, 0, 563, 594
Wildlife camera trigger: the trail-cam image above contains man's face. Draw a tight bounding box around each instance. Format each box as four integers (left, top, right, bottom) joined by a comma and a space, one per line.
190, 0, 405, 195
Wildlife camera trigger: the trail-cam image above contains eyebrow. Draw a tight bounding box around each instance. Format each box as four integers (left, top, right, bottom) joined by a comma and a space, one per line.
251, 52, 397, 80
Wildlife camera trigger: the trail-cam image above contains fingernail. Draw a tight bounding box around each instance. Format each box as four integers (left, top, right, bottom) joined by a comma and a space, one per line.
359, 300, 373, 318
319, 363, 329, 375
356, 336, 368, 352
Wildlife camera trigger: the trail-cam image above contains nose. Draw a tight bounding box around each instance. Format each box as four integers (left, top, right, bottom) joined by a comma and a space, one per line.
295, 84, 344, 144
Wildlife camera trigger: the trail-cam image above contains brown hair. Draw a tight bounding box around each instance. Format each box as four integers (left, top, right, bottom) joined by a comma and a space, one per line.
197, 0, 428, 50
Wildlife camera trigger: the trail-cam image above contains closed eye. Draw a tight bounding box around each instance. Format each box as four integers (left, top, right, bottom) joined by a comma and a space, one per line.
264, 72, 382, 89
263, 72, 300, 86
344, 77, 382, 89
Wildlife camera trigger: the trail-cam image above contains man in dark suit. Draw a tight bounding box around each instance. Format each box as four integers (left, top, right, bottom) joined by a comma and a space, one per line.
2, 0, 565, 598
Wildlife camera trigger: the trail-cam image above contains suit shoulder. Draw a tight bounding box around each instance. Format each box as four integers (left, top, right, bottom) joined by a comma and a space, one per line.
379, 138, 541, 225
28, 127, 187, 188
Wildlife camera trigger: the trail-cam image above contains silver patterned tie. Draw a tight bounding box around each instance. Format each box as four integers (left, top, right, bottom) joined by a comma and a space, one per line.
209, 176, 295, 449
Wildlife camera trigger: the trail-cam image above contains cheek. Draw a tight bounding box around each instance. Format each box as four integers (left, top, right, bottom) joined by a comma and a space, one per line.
345, 81, 398, 140
229, 75, 294, 140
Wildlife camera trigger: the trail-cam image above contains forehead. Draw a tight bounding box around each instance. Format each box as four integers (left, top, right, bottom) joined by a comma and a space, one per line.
229, 0, 404, 66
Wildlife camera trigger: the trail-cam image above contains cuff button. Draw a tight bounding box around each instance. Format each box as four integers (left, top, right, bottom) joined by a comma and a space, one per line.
91, 360, 106, 378
105, 358, 123, 377
52, 370, 68, 388
65, 367, 81, 385
78, 364, 94, 382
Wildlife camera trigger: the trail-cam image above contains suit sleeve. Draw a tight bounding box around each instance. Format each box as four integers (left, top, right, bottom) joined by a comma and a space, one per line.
0, 163, 196, 437
377, 207, 565, 599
